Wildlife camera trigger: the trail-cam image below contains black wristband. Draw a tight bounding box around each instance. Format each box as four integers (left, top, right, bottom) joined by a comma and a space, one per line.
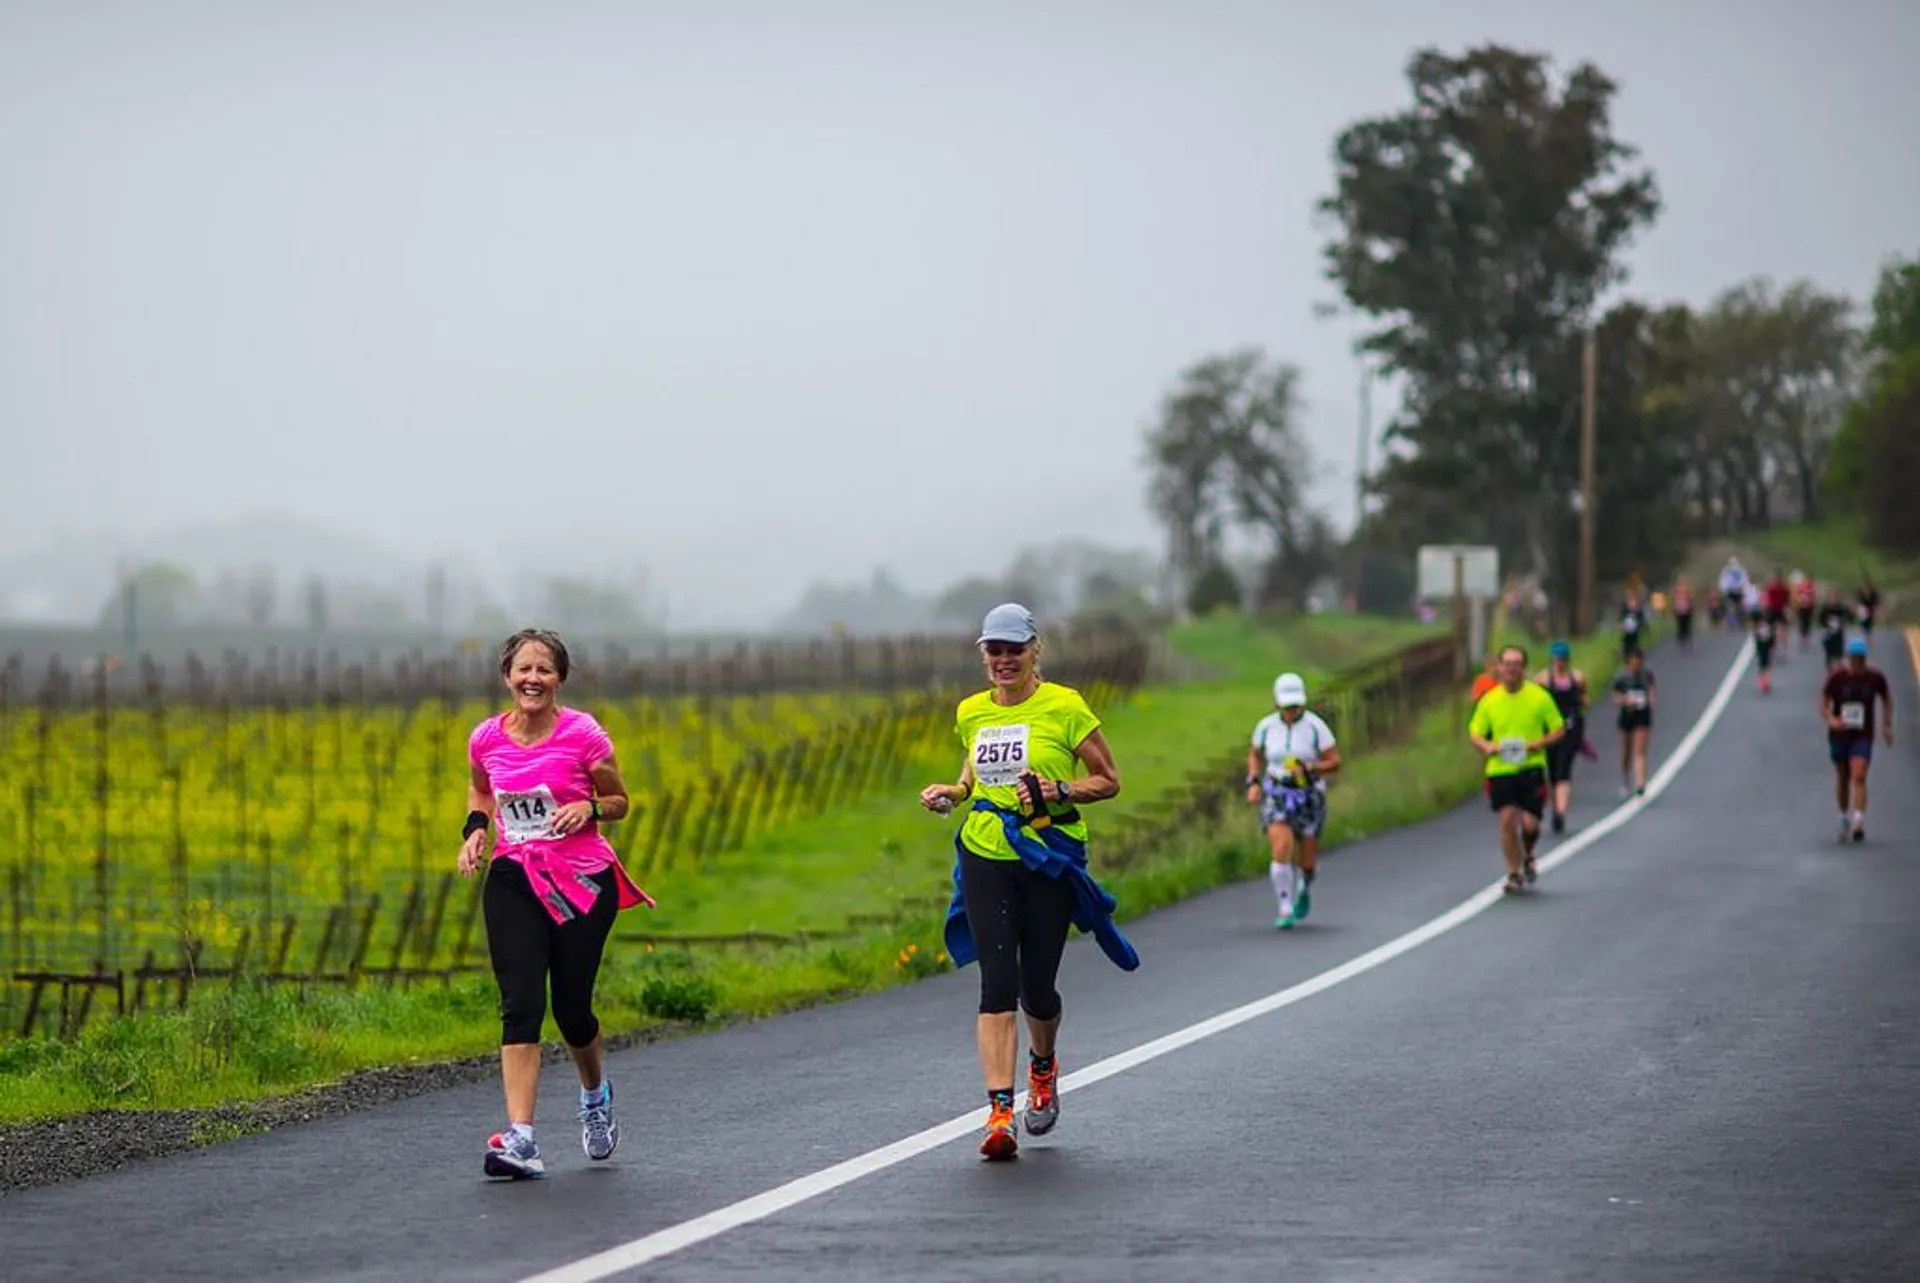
462, 810, 489, 840
589, 798, 602, 822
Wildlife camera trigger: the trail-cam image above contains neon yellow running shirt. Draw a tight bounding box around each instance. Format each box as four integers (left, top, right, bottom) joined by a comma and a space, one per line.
955, 681, 1100, 861
1468, 681, 1565, 777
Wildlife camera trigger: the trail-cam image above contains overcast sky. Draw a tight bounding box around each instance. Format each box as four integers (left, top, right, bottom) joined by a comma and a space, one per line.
5, 0, 1916, 628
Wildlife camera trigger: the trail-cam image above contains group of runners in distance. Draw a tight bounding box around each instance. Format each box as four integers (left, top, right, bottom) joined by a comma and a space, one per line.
448, 565, 1897, 1173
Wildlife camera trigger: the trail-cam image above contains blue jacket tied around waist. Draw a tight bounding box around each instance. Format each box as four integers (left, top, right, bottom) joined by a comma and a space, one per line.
943, 800, 1140, 973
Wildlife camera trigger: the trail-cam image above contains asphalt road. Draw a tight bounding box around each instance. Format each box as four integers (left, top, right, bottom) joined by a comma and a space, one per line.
5, 625, 1917, 1282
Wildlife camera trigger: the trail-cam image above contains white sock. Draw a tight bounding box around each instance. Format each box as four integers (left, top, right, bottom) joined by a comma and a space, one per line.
1269, 861, 1294, 911
509, 1122, 536, 1146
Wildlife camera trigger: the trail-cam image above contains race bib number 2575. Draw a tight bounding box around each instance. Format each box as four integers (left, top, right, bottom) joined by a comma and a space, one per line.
972, 724, 1030, 788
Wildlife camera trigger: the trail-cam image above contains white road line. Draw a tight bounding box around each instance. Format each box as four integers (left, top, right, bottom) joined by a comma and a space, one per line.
522, 639, 1755, 1283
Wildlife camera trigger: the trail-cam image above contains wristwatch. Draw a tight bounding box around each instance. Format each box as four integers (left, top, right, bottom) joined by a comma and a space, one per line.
1057, 779, 1073, 803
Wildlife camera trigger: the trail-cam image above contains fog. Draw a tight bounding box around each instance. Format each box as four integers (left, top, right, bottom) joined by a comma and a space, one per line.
5, 0, 1915, 631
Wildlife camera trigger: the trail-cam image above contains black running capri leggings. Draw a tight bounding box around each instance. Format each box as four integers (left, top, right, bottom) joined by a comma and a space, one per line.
1546, 729, 1581, 784
960, 848, 1075, 1020
484, 859, 619, 1047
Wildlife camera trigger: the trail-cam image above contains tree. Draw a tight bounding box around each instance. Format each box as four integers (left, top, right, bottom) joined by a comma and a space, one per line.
542, 578, 652, 636
1855, 350, 1920, 554
1317, 44, 1660, 595
1828, 253, 1920, 507
1141, 347, 1326, 611
1143, 365, 1235, 597
1689, 278, 1857, 527
1864, 253, 1920, 364
1185, 559, 1242, 616
933, 568, 1044, 632
97, 562, 200, 631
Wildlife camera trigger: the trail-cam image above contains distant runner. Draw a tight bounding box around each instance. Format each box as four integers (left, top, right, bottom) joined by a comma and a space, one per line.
1611, 649, 1657, 797
1740, 578, 1764, 630
1751, 610, 1778, 694
1857, 576, 1882, 650
923, 603, 1133, 1162
1762, 569, 1791, 641
1818, 588, 1852, 668
1718, 557, 1750, 631
1534, 641, 1588, 834
1792, 570, 1817, 652
1247, 672, 1342, 930
1470, 657, 1500, 705
1468, 645, 1566, 895
1821, 635, 1893, 842
1618, 591, 1649, 659
1671, 579, 1696, 653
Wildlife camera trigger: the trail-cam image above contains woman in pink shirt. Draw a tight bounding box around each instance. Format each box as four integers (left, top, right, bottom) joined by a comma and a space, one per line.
458, 628, 654, 1180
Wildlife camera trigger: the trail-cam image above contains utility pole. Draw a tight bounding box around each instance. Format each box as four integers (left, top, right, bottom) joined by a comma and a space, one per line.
1577, 327, 1598, 635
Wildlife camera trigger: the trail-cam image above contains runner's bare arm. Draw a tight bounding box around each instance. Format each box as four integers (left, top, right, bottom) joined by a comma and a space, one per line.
468, 762, 493, 817
458, 763, 494, 874
585, 756, 631, 823
1312, 744, 1343, 775
1057, 728, 1119, 804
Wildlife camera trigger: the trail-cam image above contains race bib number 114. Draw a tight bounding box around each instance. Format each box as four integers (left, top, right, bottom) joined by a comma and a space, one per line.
497, 785, 558, 844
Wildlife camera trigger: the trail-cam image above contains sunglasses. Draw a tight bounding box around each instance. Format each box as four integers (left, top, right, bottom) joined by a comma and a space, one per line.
982, 641, 1029, 658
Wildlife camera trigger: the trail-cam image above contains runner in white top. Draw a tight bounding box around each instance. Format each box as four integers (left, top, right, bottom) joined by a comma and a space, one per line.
1719, 558, 1749, 631
1245, 672, 1342, 930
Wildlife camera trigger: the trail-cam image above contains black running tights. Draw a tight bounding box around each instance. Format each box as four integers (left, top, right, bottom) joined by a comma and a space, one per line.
483, 860, 618, 1047
960, 849, 1075, 1020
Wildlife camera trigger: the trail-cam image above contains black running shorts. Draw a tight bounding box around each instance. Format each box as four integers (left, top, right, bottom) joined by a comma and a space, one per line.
1486, 767, 1548, 817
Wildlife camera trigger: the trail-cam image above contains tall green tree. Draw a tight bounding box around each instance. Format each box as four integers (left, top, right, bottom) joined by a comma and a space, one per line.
1828, 253, 1920, 509
1864, 254, 1920, 363
1317, 44, 1660, 600
1141, 347, 1327, 610
1688, 278, 1857, 528
1854, 350, 1920, 554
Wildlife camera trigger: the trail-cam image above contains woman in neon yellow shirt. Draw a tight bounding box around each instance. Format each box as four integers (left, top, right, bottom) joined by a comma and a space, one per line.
918, 603, 1132, 1162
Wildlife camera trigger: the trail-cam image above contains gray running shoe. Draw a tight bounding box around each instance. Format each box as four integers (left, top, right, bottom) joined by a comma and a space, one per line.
484, 1128, 545, 1180
580, 1081, 619, 1161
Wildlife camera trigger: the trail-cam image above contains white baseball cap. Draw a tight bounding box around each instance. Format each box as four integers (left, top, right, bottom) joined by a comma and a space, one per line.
977, 602, 1038, 645
1272, 672, 1307, 707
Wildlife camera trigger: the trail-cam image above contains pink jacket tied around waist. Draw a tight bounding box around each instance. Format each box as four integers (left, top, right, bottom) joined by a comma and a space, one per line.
469, 707, 655, 926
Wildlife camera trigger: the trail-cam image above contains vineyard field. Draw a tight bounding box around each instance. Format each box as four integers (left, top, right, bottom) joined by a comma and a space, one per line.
0, 642, 1147, 1009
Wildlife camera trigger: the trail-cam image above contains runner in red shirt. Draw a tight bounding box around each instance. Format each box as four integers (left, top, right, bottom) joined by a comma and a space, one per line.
1820, 635, 1893, 842
1792, 571, 1817, 651
1760, 571, 1791, 665
1671, 578, 1695, 653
